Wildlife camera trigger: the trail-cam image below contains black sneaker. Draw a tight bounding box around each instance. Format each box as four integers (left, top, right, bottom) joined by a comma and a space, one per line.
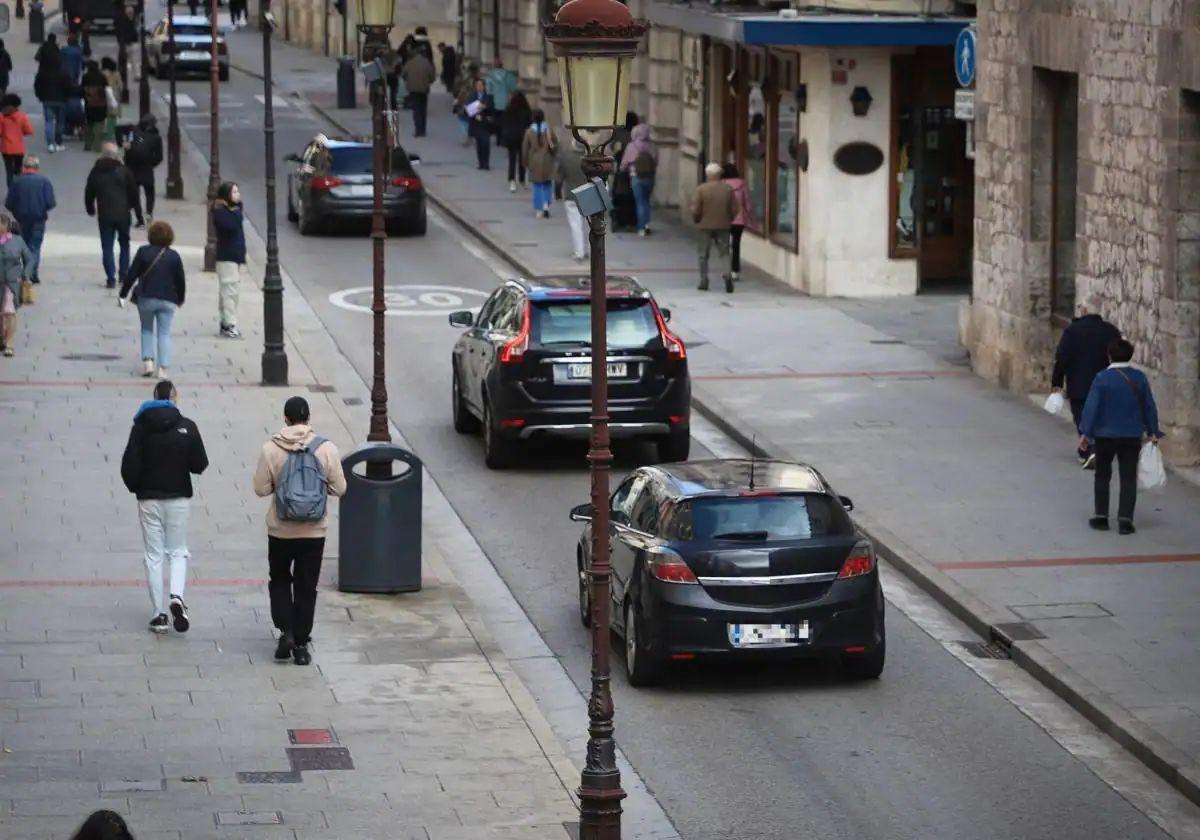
1081, 453, 1096, 471
274, 633, 295, 661
149, 614, 169, 634
293, 644, 312, 666
1088, 516, 1109, 531
1118, 520, 1136, 535
169, 595, 190, 632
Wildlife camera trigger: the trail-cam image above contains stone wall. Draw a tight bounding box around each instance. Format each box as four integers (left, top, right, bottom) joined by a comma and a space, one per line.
968, 0, 1200, 463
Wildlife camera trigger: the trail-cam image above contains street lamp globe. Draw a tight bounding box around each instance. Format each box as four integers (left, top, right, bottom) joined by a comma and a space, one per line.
356, 0, 393, 30
544, 0, 647, 153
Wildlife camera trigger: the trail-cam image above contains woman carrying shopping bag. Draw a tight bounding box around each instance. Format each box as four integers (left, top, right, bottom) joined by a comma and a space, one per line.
0, 214, 34, 357
118, 221, 186, 379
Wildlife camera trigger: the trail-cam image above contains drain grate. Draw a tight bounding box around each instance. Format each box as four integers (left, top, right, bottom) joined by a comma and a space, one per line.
307, 384, 336, 393
956, 640, 1011, 660
61, 353, 120, 361
342, 397, 363, 406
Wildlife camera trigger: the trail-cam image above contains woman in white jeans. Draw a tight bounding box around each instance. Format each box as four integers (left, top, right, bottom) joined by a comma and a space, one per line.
119, 380, 209, 633
211, 182, 246, 339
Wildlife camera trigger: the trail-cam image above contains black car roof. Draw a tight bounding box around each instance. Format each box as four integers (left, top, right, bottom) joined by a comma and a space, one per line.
651, 459, 829, 498
510, 275, 650, 300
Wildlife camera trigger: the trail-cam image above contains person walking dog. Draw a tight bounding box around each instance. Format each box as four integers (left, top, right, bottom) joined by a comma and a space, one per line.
120, 380, 209, 634
0, 213, 33, 357
118, 221, 185, 378
5, 155, 55, 285
1078, 338, 1164, 535
691, 162, 737, 293
1052, 293, 1121, 463
252, 397, 346, 666
211, 181, 246, 339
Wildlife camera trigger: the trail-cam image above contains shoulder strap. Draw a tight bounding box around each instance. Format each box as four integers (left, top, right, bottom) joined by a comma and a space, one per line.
1113, 369, 1150, 435
304, 435, 328, 454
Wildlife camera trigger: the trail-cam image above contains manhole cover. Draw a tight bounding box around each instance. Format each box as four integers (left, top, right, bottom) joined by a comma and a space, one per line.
61, 353, 120, 361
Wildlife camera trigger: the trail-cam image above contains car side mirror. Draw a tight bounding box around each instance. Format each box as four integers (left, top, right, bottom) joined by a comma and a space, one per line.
283, 153, 301, 162
659, 307, 671, 322
839, 495, 854, 511
569, 503, 594, 523
448, 310, 474, 328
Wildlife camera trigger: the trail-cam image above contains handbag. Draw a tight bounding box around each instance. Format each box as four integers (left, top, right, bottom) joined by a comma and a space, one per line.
123, 246, 167, 303
19, 278, 34, 305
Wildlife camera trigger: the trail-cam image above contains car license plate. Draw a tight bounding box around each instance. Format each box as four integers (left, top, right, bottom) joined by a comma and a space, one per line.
728, 623, 808, 648
346, 185, 373, 197
567, 363, 626, 380
178, 50, 209, 61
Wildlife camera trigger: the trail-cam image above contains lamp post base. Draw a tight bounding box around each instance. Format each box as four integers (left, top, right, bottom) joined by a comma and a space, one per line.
261, 351, 289, 387
165, 179, 184, 200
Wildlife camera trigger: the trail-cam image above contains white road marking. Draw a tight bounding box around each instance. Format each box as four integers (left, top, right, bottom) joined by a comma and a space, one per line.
162, 92, 197, 108
328, 284, 488, 316
253, 94, 291, 107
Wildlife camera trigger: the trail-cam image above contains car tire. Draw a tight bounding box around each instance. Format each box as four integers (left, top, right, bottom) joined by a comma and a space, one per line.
219, 66, 230, 82
409, 209, 428, 237
482, 400, 516, 470
657, 428, 690, 463
452, 366, 480, 434
623, 598, 662, 687
286, 193, 299, 223
842, 629, 886, 681
298, 205, 320, 236
577, 552, 591, 628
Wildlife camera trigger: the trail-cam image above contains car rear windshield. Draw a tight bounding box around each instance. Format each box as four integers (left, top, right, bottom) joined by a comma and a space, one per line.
329, 147, 374, 174
531, 299, 659, 349
670, 494, 854, 541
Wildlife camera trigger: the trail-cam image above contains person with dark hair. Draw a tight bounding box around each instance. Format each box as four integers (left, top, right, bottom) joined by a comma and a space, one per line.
70, 809, 136, 840
212, 181, 246, 338
722, 161, 755, 281
0, 40, 13, 97
80, 61, 110, 151
522, 108, 557, 217
253, 397, 347, 666
0, 94, 33, 185
85, 142, 143, 288
438, 42, 458, 93
465, 78, 495, 170
401, 44, 437, 137
118, 220, 185, 378
1078, 338, 1164, 535
123, 114, 163, 220
121, 380, 209, 634
5, 155, 55, 285
1052, 293, 1122, 463
499, 91, 531, 192
33, 43, 69, 152
61, 33, 87, 141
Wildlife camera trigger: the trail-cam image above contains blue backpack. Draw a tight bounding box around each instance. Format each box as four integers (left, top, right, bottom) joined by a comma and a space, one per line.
275, 436, 329, 522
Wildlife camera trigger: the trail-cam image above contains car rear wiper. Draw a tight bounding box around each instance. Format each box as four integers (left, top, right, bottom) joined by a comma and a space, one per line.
543, 340, 592, 347
711, 530, 769, 541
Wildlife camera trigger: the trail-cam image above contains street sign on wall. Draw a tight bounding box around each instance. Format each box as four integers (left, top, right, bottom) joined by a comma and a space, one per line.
955, 26, 976, 88
954, 89, 975, 121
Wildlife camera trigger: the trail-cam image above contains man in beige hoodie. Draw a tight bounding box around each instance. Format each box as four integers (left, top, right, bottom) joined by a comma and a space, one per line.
253, 396, 347, 666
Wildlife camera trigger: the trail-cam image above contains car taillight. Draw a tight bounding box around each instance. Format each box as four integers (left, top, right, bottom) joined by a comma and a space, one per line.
499, 300, 531, 364
310, 176, 342, 191
391, 176, 421, 190
837, 542, 876, 579
652, 302, 686, 361
647, 546, 698, 584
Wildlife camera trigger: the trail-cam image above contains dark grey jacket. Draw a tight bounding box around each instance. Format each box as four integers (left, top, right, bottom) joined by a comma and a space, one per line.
0, 234, 33, 310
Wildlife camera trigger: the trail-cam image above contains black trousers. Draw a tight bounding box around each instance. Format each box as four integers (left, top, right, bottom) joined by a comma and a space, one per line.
474, 132, 491, 169
410, 91, 428, 136
135, 171, 155, 218
730, 224, 745, 273
1069, 396, 1088, 457
1094, 437, 1141, 522
268, 536, 324, 646
3, 154, 23, 187
506, 145, 525, 183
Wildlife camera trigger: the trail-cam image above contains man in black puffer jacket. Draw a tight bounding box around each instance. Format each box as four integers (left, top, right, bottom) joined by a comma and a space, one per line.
120, 381, 209, 634
84, 142, 143, 289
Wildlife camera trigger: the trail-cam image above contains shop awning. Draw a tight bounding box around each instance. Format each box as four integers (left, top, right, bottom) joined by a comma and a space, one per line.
646, 3, 971, 47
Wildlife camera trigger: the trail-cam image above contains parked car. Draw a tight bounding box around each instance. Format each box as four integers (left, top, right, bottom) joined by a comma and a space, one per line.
285, 136, 426, 236
571, 459, 885, 686
447, 275, 690, 469
146, 15, 230, 81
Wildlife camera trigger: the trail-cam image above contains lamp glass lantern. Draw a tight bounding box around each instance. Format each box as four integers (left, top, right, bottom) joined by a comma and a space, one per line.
356, 0, 393, 29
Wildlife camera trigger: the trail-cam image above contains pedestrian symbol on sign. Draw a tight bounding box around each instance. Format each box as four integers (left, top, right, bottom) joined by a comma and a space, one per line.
954, 27, 976, 88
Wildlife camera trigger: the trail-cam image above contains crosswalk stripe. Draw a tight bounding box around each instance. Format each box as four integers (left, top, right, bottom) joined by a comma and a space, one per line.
253, 94, 291, 108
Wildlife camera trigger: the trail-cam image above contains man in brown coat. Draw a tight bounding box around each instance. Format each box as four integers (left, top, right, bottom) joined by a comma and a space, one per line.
401, 50, 437, 137
252, 397, 347, 665
691, 162, 738, 292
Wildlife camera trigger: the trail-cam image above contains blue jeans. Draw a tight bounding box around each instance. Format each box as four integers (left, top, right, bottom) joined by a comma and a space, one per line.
42, 102, 65, 146
98, 220, 131, 285
138, 297, 176, 367
21, 221, 44, 281
532, 181, 553, 211
631, 175, 653, 232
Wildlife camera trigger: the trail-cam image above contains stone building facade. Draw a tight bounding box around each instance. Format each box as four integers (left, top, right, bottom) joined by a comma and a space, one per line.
964, 0, 1200, 463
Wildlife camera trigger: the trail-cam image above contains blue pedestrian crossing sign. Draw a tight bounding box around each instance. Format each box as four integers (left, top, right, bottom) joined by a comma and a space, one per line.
955, 27, 976, 88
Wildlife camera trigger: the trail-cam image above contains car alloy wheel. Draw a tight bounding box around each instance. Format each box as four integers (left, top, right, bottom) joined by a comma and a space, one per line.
482, 401, 515, 470
577, 556, 591, 628
624, 599, 661, 687
451, 368, 478, 434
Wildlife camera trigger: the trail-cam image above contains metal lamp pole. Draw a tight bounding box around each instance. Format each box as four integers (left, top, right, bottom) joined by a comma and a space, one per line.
165, 0, 184, 199
261, 2, 288, 385
138, 1, 151, 119
118, 6, 131, 105
203, 0, 221, 271
543, 2, 647, 838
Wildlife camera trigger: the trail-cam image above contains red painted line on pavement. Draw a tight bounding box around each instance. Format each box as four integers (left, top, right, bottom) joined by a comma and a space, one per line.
938, 553, 1200, 571
693, 369, 968, 382
0, 380, 274, 389
0, 578, 268, 588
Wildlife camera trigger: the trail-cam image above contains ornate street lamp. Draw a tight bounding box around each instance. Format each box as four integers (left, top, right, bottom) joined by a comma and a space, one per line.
543, 2, 646, 838
203, 0, 222, 272
358, 0, 395, 470
165, 0, 184, 199
261, 2, 288, 385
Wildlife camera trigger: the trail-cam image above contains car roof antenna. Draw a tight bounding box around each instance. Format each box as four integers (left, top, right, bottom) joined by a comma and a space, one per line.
749, 436, 757, 491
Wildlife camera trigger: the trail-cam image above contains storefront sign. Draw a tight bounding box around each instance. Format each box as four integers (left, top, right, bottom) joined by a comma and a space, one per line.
954, 88, 975, 121
955, 27, 976, 88
833, 142, 885, 176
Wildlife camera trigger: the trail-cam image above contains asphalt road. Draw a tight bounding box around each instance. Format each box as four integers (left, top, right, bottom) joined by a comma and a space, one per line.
160, 63, 1175, 840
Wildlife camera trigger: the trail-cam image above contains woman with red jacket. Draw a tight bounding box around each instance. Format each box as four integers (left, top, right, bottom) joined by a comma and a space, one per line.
0, 94, 34, 186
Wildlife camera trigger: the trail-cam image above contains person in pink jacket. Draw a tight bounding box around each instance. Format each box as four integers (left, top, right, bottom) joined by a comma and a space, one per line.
722, 162, 756, 282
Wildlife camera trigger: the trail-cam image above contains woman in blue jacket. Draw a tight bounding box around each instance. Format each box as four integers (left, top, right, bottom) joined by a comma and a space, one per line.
211, 181, 246, 339
1078, 338, 1164, 534
118, 221, 186, 378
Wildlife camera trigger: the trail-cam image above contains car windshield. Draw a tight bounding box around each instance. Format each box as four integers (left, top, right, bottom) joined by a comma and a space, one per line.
531, 299, 659, 349
329, 147, 374, 174
672, 494, 853, 541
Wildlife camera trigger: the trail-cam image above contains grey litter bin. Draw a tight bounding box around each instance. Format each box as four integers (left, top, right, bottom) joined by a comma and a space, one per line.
338, 444, 422, 593
336, 57, 357, 109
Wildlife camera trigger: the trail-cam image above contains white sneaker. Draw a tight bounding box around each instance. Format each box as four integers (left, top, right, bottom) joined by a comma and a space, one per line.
157, 366, 169, 380
638, 229, 648, 237
509, 180, 517, 193
142, 358, 155, 377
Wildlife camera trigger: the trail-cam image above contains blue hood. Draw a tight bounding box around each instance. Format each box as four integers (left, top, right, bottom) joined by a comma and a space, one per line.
134, 399, 174, 419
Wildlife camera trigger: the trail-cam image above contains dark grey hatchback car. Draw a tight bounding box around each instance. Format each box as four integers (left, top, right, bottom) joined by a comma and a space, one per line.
571, 459, 885, 686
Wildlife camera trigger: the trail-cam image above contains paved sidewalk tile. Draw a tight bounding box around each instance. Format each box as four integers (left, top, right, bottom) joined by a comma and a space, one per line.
1, 30, 575, 840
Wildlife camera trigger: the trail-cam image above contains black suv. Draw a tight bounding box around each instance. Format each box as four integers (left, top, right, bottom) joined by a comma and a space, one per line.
448, 276, 691, 469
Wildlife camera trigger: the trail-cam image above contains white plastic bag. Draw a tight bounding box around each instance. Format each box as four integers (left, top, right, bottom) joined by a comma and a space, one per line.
1137, 442, 1167, 491
1043, 392, 1065, 416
